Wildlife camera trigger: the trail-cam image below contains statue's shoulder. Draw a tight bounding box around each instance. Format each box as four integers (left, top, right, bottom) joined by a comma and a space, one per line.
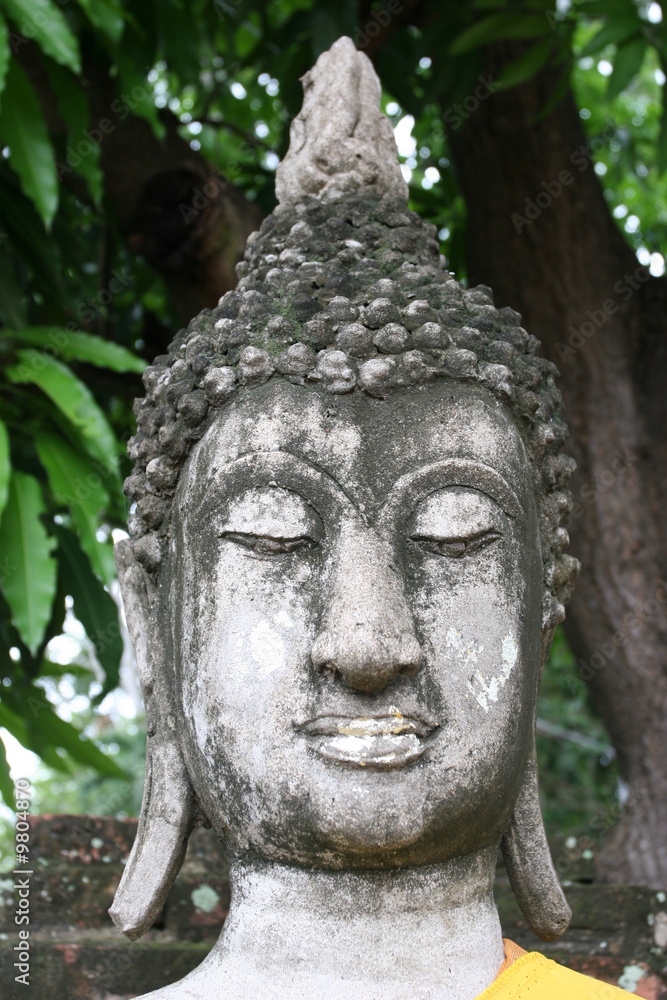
127, 958, 256, 1000
131, 990, 180, 999
131, 983, 202, 1000
484, 951, 630, 999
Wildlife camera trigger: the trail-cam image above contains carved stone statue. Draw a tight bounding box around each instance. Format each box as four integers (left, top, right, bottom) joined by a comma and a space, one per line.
110, 36, 628, 1000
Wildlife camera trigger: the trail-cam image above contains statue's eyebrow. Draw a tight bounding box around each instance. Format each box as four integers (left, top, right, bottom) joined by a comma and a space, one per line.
197, 449, 358, 518
378, 459, 523, 530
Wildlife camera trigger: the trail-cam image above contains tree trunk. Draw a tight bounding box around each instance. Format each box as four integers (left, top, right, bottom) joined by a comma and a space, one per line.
18, 39, 261, 327
447, 45, 667, 886
82, 57, 262, 326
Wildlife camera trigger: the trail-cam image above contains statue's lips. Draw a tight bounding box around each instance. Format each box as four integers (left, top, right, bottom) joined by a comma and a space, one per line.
296, 712, 438, 770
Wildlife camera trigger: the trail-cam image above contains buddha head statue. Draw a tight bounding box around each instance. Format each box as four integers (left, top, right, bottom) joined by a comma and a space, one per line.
110, 36, 579, 999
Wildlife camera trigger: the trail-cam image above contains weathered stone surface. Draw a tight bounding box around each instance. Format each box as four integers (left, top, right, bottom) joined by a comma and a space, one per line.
274, 37, 407, 205
334, 321, 374, 357
374, 322, 410, 353
275, 343, 316, 379
361, 298, 402, 328
202, 366, 236, 405
411, 321, 448, 349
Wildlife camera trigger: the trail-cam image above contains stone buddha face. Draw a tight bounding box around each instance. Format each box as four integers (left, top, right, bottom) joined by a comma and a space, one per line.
110, 38, 578, 996
170, 377, 542, 869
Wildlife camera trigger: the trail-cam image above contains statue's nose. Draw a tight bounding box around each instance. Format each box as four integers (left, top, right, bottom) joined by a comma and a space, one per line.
311, 522, 422, 694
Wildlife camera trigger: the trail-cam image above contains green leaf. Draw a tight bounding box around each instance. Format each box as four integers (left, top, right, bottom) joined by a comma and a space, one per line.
1, 0, 81, 72
657, 95, 667, 173
0, 695, 71, 773
375, 40, 425, 117
0, 14, 9, 106
74, 0, 125, 41
0, 60, 58, 229
39, 659, 96, 680
606, 37, 647, 99
115, 47, 166, 140
573, 0, 639, 16
38, 704, 125, 776
0, 697, 70, 780
310, 0, 357, 59
0, 417, 9, 521
0, 472, 57, 655
8, 683, 126, 777
5, 351, 120, 482
0, 734, 13, 807
42, 60, 104, 206
234, 19, 260, 59
155, 0, 200, 80
0, 240, 26, 326
0, 687, 68, 774
495, 38, 554, 89
449, 13, 551, 55
579, 18, 640, 58
35, 433, 116, 587
10, 327, 146, 373
0, 700, 28, 748
54, 525, 122, 694
0, 162, 62, 305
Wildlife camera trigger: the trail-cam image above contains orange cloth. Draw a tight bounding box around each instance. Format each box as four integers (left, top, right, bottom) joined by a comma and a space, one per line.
476, 940, 631, 998
495, 939, 527, 979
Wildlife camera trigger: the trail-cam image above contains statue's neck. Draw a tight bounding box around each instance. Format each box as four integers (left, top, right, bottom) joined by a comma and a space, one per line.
205, 845, 505, 1000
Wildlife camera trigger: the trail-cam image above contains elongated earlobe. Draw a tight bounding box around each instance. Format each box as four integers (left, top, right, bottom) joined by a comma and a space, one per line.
109, 737, 196, 939
500, 743, 571, 941
109, 540, 197, 940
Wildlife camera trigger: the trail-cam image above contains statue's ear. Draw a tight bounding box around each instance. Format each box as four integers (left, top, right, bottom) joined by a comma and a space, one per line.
500, 624, 570, 942
109, 540, 197, 941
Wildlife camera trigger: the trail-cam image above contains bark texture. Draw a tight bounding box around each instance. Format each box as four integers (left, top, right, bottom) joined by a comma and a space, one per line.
447, 45, 667, 886
82, 58, 262, 325
18, 39, 261, 327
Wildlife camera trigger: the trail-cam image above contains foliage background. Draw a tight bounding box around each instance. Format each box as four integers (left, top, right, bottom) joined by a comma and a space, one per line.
3, 0, 665, 866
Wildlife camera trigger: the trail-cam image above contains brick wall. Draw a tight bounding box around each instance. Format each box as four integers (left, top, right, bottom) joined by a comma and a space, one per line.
0, 816, 665, 999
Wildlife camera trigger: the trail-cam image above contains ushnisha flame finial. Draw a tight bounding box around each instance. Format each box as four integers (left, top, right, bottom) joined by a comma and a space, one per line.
275, 36, 409, 205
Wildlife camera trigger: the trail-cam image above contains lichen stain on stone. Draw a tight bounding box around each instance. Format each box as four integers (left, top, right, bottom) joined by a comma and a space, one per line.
446, 627, 483, 663
274, 609, 294, 630
617, 963, 645, 992
446, 627, 485, 708
250, 621, 286, 677
458, 632, 518, 712
191, 884, 221, 914
653, 911, 667, 949
223, 622, 251, 679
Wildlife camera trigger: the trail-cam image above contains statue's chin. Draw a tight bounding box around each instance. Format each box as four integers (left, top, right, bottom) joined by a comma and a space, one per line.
208, 798, 506, 873
185, 729, 519, 873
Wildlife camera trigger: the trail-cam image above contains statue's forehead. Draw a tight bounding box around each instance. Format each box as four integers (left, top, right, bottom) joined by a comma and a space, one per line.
184, 379, 532, 508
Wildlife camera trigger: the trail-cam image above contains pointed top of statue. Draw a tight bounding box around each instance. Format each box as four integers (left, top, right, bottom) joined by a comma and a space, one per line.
275, 36, 409, 205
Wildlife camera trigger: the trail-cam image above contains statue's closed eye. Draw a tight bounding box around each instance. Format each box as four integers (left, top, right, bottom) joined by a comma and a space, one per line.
411, 528, 502, 558
408, 487, 506, 559
221, 532, 318, 556
219, 486, 323, 556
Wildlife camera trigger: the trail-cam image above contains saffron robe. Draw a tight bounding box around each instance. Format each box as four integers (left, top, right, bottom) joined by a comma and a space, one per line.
478, 940, 631, 999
